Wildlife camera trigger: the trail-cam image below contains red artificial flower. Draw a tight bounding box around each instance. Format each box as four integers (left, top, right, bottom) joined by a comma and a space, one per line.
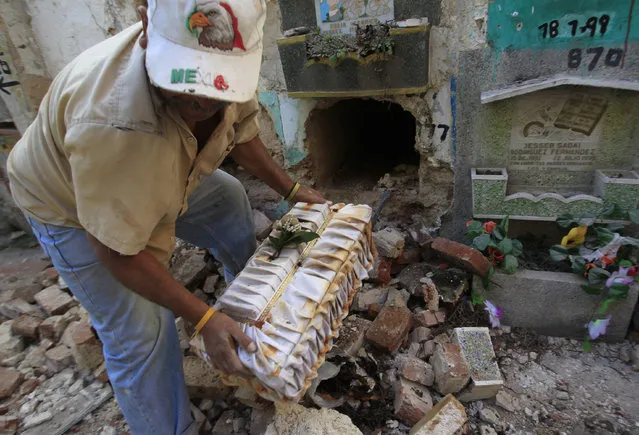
466, 220, 473, 227
628, 266, 638, 277
584, 263, 596, 277
486, 246, 504, 264
214, 75, 229, 91
601, 256, 615, 266
483, 221, 497, 234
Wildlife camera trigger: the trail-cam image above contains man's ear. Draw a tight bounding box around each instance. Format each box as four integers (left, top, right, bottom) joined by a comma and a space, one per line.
138, 6, 149, 49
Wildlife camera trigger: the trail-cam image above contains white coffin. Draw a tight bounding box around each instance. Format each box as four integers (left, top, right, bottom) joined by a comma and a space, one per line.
193, 203, 375, 402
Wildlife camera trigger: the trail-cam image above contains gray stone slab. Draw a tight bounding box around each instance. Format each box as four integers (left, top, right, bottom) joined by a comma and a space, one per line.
278, 28, 429, 96
473, 270, 639, 341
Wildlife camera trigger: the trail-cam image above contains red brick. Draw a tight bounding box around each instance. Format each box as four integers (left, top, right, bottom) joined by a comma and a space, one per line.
93, 363, 109, 383
398, 356, 434, 387
34, 285, 76, 316
394, 377, 433, 426
0, 367, 23, 399
394, 247, 422, 266
435, 310, 447, 324
45, 345, 74, 372
370, 257, 393, 285
19, 378, 40, 395
413, 311, 440, 328
37, 267, 59, 288
409, 327, 432, 344
431, 238, 491, 277
38, 315, 70, 342
0, 415, 18, 433
10, 315, 41, 339
70, 322, 103, 370
366, 306, 412, 353
431, 344, 470, 394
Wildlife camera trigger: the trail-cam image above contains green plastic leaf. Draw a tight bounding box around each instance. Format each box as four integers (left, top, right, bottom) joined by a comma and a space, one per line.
570, 256, 587, 276
556, 213, 575, 228
549, 245, 570, 261
269, 236, 283, 248
471, 292, 484, 306
493, 226, 505, 241
587, 267, 610, 285
287, 231, 320, 245
609, 283, 629, 298
467, 221, 483, 233
498, 238, 513, 255
503, 254, 518, 274
622, 237, 639, 247
607, 222, 626, 233
583, 338, 592, 352
581, 284, 603, 295
630, 209, 639, 224
595, 227, 615, 246
511, 239, 524, 257
602, 204, 616, 217
619, 259, 633, 268
473, 234, 491, 251
500, 216, 510, 233
578, 212, 597, 227
598, 298, 614, 315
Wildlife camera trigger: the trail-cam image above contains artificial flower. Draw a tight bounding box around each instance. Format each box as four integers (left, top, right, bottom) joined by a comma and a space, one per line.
584, 263, 596, 278
600, 256, 615, 266
483, 221, 497, 233
628, 266, 638, 277
466, 220, 473, 227
605, 266, 635, 288
585, 316, 611, 340
561, 226, 588, 248
486, 246, 504, 265
484, 300, 503, 328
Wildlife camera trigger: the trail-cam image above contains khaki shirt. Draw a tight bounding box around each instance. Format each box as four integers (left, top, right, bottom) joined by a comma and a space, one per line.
7, 23, 260, 266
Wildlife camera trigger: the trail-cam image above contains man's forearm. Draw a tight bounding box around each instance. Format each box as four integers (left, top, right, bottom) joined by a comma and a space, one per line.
230, 136, 294, 197
88, 235, 209, 325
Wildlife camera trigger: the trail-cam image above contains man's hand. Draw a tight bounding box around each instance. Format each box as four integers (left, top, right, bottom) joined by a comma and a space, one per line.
200, 312, 257, 375
294, 185, 330, 204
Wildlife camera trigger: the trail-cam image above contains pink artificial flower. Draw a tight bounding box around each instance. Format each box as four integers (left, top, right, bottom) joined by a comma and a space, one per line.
585, 316, 611, 340
483, 221, 497, 234
484, 300, 503, 328
606, 267, 635, 288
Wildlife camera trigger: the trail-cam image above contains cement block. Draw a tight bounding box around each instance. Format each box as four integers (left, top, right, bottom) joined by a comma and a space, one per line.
473, 271, 639, 340
409, 394, 467, 435
453, 327, 503, 402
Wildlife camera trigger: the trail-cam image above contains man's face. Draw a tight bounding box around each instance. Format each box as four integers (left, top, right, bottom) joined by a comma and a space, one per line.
160, 89, 228, 123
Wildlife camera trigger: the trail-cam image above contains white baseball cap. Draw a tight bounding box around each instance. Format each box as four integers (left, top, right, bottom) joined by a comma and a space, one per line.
145, 0, 267, 102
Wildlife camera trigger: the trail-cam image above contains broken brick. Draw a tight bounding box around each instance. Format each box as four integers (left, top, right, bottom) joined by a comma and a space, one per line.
38, 315, 70, 342
0, 367, 22, 399
0, 322, 24, 361
37, 267, 59, 288
0, 298, 45, 320
366, 306, 412, 353
373, 228, 405, 259
409, 394, 467, 435
369, 257, 393, 285
435, 310, 447, 324
69, 322, 104, 370
413, 311, 440, 328
431, 343, 470, 394
353, 287, 389, 313
45, 345, 74, 373
34, 285, 76, 316
431, 238, 491, 277
398, 356, 434, 387
10, 315, 41, 339
394, 246, 422, 266
0, 415, 18, 433
419, 277, 440, 311
409, 327, 432, 344
183, 356, 231, 399
19, 378, 40, 395
394, 377, 433, 426
94, 363, 109, 383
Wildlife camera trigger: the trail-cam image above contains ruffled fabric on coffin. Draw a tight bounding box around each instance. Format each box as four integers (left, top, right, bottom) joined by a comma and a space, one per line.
208, 203, 375, 402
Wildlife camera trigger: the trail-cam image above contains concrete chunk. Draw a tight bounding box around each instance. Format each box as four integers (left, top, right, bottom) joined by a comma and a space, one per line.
11, 315, 41, 339
373, 228, 405, 259
431, 343, 470, 394
333, 316, 372, 357
409, 394, 467, 435
0, 322, 24, 361
352, 287, 389, 313
38, 315, 70, 342
253, 209, 274, 240
34, 286, 76, 316
44, 345, 74, 373
183, 356, 232, 399
453, 327, 503, 401
0, 298, 45, 320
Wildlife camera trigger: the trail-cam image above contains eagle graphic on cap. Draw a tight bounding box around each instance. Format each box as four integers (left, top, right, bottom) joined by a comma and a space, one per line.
187, 0, 246, 51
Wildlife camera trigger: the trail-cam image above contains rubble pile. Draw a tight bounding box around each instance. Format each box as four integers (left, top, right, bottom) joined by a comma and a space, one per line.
2, 216, 638, 435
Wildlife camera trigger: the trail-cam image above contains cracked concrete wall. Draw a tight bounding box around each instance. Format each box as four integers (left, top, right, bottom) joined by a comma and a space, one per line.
22, 0, 139, 76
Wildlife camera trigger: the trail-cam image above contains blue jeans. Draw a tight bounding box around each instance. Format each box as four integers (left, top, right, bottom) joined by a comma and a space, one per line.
27, 170, 257, 435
